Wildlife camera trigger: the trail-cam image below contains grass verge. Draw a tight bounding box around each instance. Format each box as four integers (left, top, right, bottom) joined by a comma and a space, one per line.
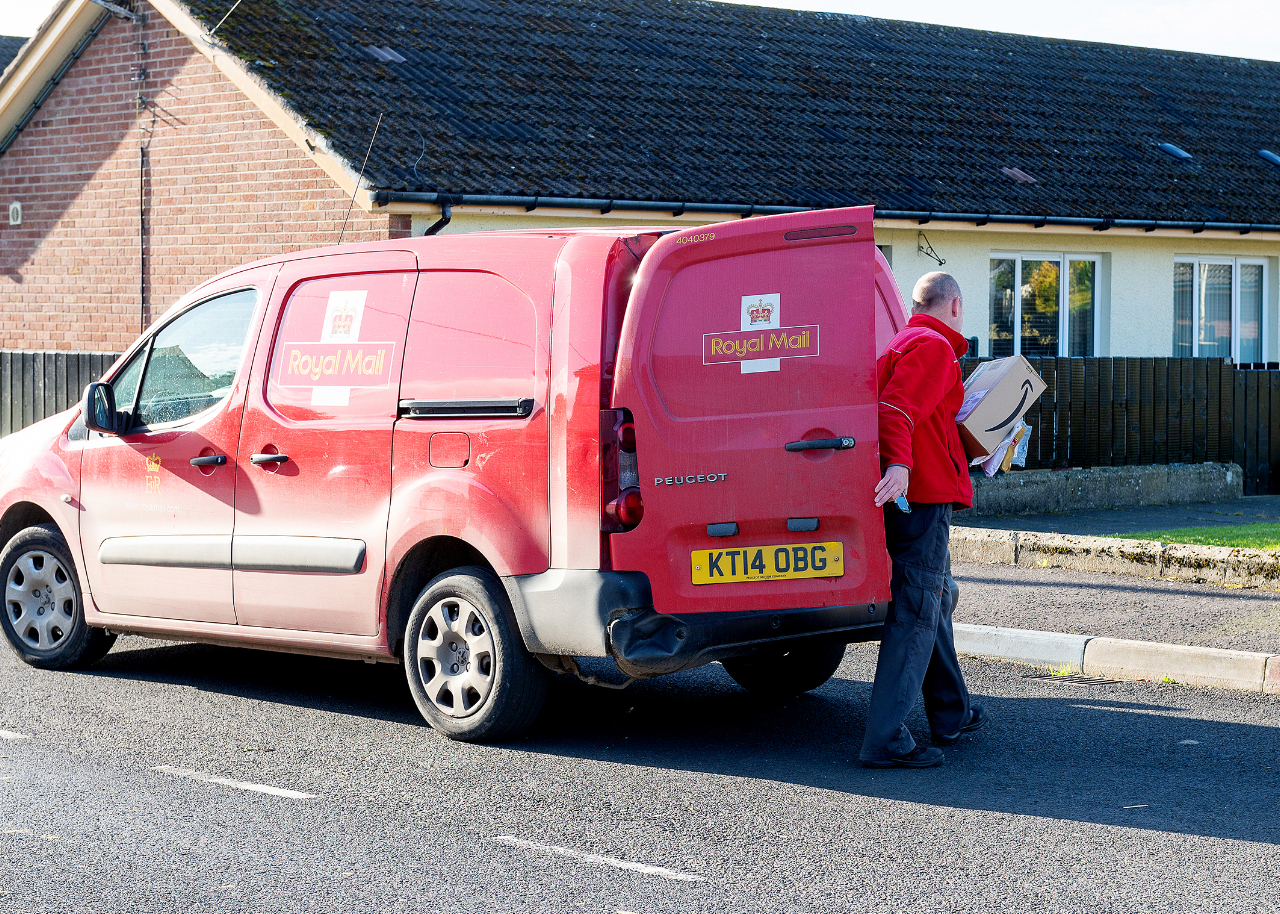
1104, 522, 1280, 550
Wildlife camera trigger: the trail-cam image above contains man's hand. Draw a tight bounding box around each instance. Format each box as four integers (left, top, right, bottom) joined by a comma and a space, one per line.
874, 465, 910, 508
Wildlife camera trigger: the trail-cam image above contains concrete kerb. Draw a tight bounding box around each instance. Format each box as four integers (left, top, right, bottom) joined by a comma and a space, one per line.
954, 624, 1090, 672
1084, 638, 1270, 691
951, 527, 1280, 589
953, 623, 1280, 693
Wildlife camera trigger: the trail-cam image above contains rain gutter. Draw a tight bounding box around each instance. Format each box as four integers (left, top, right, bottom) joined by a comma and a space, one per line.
371, 191, 804, 217
373, 192, 1280, 235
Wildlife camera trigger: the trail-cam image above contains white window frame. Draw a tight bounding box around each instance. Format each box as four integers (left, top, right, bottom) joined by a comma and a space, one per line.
1174, 256, 1270, 362
990, 252, 1103, 357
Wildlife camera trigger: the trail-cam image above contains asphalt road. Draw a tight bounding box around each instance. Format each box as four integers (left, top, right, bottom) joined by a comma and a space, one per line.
2, 619, 1279, 913
953, 561, 1280, 654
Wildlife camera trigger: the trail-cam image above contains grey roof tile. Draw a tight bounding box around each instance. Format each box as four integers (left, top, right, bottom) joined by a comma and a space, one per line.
0, 35, 28, 74
177, 0, 1280, 221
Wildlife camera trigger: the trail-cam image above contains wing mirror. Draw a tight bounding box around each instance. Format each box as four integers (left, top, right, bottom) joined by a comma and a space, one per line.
81, 382, 120, 435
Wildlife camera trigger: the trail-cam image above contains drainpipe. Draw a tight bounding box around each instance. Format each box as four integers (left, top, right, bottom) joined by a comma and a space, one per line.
139, 146, 145, 333
423, 200, 451, 236
422, 194, 461, 236
135, 3, 147, 332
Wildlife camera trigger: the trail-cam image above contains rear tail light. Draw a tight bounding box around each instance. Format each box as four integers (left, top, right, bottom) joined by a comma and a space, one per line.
601, 409, 642, 532
606, 487, 644, 530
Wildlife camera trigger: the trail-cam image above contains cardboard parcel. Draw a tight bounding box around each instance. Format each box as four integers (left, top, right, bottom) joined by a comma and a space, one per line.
957, 356, 1047, 459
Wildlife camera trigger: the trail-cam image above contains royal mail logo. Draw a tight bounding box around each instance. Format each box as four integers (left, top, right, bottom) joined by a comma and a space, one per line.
703, 325, 820, 365
279, 343, 398, 388
747, 300, 774, 325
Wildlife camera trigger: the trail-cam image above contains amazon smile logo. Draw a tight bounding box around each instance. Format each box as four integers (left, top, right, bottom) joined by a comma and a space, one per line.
984, 379, 1035, 433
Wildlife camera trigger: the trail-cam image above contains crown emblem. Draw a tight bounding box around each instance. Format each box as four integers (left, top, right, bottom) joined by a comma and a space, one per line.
748, 300, 773, 324
144, 453, 161, 472
330, 309, 355, 337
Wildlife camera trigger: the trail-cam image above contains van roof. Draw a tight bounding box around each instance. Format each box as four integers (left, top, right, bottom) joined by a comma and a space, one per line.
195, 226, 674, 291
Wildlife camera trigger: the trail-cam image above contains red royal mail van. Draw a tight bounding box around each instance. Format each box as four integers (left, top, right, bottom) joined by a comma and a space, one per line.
0, 206, 909, 741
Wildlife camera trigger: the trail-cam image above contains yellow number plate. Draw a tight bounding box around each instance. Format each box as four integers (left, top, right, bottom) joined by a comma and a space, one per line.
691, 541, 844, 585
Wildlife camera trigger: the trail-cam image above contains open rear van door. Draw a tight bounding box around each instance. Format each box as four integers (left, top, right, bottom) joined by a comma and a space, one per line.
610, 206, 891, 617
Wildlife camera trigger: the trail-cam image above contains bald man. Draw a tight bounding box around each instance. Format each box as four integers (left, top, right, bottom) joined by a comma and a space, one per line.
860, 271, 987, 769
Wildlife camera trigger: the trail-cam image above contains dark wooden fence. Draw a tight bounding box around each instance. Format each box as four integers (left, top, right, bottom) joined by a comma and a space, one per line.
1, 350, 120, 438
1233, 366, 1280, 496
962, 357, 1279, 495
3, 350, 1278, 495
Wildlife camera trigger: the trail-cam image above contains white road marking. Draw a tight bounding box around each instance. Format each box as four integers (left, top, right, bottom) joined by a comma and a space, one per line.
492, 836, 705, 883
1123, 804, 1149, 809
1178, 739, 1200, 745
0, 730, 29, 740
152, 766, 317, 799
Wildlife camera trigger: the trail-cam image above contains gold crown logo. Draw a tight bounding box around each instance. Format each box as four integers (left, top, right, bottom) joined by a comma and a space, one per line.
331, 311, 355, 336
748, 301, 773, 324
144, 453, 161, 472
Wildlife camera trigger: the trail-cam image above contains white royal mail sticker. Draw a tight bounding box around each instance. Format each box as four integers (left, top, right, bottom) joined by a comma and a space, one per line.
740, 293, 781, 373
314, 290, 367, 405
321, 290, 366, 343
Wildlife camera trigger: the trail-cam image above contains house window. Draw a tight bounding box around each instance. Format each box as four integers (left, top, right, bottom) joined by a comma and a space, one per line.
1172, 257, 1268, 362
989, 253, 1099, 357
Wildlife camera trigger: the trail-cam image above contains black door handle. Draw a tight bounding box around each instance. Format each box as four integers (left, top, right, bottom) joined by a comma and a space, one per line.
250, 453, 289, 465
190, 455, 227, 467
785, 437, 856, 452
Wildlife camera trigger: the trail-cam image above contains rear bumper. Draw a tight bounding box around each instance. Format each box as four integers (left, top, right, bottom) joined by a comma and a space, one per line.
505, 568, 885, 678
608, 601, 887, 678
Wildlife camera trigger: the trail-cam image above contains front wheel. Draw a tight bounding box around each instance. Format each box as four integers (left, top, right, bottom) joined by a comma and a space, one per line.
721, 640, 847, 697
0, 524, 116, 670
403, 566, 546, 742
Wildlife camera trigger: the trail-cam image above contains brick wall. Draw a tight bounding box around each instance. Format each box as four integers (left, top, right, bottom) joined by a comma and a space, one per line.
0, 4, 410, 352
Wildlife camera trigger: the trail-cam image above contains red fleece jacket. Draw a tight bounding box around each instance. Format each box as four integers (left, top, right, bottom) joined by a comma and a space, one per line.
877, 314, 974, 508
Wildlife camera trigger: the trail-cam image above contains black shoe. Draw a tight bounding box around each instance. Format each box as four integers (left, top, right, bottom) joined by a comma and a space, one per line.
861, 745, 944, 769
933, 704, 988, 745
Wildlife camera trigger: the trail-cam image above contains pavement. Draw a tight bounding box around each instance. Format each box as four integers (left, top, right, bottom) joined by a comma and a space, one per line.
951, 495, 1280, 693
2, 635, 1279, 913
956, 493, 1280, 537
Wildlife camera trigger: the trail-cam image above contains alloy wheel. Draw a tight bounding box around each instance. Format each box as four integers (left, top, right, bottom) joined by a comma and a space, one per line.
415, 596, 496, 718
5, 549, 77, 652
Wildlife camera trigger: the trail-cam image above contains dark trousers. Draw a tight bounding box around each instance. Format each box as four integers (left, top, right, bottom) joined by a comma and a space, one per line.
859, 502, 971, 762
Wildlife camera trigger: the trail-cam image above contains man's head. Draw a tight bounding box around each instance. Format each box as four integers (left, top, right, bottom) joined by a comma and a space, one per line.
911, 271, 964, 333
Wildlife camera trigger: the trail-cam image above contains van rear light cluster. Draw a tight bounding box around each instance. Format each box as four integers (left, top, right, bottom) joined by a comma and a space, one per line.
601, 409, 643, 532
618, 420, 636, 455
606, 487, 644, 529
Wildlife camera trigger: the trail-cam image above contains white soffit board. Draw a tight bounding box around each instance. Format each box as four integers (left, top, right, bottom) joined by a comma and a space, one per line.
0, 1, 103, 149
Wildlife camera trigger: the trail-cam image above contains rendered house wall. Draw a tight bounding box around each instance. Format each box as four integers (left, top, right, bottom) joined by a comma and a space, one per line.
871, 226, 1280, 360
414, 212, 1280, 361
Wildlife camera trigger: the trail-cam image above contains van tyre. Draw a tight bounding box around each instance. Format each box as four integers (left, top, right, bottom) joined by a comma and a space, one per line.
0, 524, 116, 670
404, 566, 547, 742
722, 640, 847, 697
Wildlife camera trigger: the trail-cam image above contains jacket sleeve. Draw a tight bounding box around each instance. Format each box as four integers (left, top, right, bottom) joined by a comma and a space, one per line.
877, 336, 958, 471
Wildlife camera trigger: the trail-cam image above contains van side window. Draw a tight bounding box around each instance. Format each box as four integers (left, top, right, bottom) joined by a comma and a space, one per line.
131, 288, 258, 428
400, 271, 537, 402
266, 272, 415, 421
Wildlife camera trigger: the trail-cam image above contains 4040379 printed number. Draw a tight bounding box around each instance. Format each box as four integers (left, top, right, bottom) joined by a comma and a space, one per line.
690, 542, 844, 585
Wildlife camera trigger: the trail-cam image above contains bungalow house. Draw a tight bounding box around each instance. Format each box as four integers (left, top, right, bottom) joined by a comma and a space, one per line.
1, 0, 1279, 365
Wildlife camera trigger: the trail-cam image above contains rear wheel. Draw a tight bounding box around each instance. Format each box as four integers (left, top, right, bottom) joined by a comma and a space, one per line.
403, 566, 546, 742
722, 640, 847, 697
0, 524, 116, 670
